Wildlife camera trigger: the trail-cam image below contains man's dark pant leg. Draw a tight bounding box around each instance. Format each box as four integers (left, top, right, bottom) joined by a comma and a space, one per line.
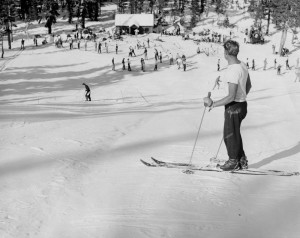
223, 102, 247, 161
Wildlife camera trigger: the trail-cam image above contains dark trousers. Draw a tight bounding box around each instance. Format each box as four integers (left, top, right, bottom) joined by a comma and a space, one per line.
85, 92, 91, 101
223, 101, 247, 161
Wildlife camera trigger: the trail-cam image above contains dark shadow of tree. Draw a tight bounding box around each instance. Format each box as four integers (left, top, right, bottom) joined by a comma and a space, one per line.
250, 142, 300, 169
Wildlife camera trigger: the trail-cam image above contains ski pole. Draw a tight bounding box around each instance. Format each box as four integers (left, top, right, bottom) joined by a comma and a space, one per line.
188, 92, 211, 165
210, 136, 224, 162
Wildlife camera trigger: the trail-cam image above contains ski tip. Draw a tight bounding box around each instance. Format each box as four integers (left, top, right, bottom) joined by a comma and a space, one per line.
140, 159, 155, 167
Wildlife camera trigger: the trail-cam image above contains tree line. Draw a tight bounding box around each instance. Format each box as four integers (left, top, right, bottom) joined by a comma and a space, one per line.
1, 0, 300, 56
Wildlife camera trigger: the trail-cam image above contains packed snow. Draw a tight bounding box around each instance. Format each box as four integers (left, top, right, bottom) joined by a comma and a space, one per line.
0, 5, 300, 238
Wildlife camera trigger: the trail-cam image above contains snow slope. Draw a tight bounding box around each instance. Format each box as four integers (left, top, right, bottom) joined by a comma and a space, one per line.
0, 6, 300, 238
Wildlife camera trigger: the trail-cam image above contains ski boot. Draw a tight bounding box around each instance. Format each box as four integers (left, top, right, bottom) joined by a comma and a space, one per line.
220, 159, 239, 171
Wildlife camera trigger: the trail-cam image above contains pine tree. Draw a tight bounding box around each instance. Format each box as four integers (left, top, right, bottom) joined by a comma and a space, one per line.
272, 0, 300, 56
215, 0, 228, 15
190, 0, 201, 28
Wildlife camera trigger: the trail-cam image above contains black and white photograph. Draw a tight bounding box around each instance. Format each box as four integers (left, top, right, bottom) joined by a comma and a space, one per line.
0, 0, 300, 237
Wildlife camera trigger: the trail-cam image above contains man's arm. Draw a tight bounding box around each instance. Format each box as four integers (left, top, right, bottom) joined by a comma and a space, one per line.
204, 83, 238, 108
246, 73, 252, 95
213, 83, 238, 108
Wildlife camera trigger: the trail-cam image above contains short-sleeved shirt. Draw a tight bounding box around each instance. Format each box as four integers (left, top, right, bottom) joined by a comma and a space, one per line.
223, 62, 248, 102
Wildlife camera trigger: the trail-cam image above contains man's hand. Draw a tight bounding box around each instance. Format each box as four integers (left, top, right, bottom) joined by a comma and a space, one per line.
203, 97, 213, 107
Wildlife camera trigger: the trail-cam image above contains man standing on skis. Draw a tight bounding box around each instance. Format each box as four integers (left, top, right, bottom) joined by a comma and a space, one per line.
203, 40, 252, 171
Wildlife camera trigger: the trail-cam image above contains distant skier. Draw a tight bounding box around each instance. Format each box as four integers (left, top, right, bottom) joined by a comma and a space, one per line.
127, 58, 131, 71
246, 58, 249, 69
274, 58, 277, 69
82, 83, 91, 101
154, 57, 158, 71
33, 36, 38, 46
144, 48, 148, 60
105, 42, 109, 53
112, 57, 115, 71
159, 52, 162, 63
122, 58, 126, 70
251, 59, 255, 70
203, 40, 252, 171
277, 64, 282, 75
217, 58, 220, 71
98, 42, 102, 53
169, 53, 174, 65
182, 55, 187, 71
263, 58, 267, 70
77, 39, 81, 49
212, 76, 221, 90
116, 44, 118, 54
21, 38, 25, 50
147, 38, 150, 48
286, 58, 291, 70
141, 58, 145, 72
84, 40, 87, 51
69, 38, 73, 50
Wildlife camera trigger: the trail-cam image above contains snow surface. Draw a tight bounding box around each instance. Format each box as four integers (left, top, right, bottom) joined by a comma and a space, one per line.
0, 6, 300, 238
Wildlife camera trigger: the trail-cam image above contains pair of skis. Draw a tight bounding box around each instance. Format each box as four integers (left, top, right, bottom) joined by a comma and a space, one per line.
140, 157, 299, 176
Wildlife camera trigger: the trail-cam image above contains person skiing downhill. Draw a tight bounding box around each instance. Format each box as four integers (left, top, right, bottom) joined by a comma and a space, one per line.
82, 83, 91, 101
203, 40, 252, 171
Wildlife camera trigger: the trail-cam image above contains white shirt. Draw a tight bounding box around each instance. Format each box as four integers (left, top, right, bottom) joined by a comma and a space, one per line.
223, 62, 248, 102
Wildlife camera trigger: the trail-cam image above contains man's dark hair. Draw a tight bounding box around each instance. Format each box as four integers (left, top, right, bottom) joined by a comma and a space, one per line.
224, 40, 239, 56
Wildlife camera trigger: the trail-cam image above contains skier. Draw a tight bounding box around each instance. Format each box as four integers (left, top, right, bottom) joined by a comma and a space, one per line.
203, 40, 252, 171
177, 56, 182, 69
169, 53, 174, 65
154, 57, 158, 71
144, 48, 148, 60
21, 39, 25, 50
116, 44, 118, 54
77, 39, 81, 49
98, 42, 102, 53
141, 58, 145, 72
263, 58, 267, 70
82, 83, 91, 101
182, 55, 187, 71
69, 38, 73, 50
33, 36, 38, 46
147, 38, 150, 48
84, 40, 87, 51
105, 42, 109, 53
277, 64, 281, 75
217, 59, 220, 71
246, 58, 249, 69
251, 59, 255, 70
212, 76, 221, 90
159, 52, 162, 63
274, 58, 277, 69
112, 57, 115, 71
286, 58, 291, 70
122, 58, 126, 70
127, 58, 131, 71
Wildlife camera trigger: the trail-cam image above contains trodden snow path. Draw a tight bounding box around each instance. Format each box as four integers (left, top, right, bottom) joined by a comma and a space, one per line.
1, 17, 300, 238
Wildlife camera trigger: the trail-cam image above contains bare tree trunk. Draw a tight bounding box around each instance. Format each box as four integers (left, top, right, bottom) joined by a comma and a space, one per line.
1, 35, 4, 58
279, 28, 287, 56
6, 22, 11, 50
266, 9, 270, 35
